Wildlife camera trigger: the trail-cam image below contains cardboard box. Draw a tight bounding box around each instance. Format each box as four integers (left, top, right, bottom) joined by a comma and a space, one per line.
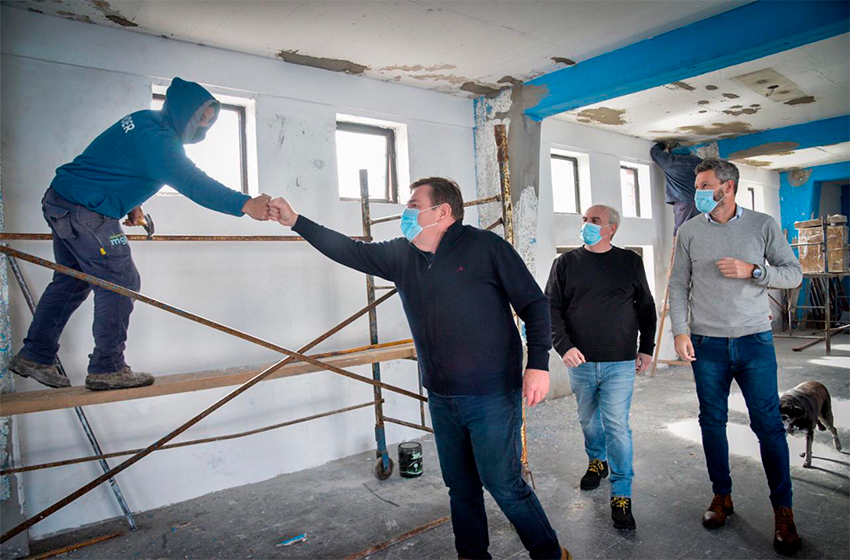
795, 215, 849, 273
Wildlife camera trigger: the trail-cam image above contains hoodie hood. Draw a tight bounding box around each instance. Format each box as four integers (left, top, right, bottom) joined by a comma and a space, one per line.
162, 77, 220, 144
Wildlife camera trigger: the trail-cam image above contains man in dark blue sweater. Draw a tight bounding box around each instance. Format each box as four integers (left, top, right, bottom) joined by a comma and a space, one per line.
269, 178, 569, 560
10, 78, 271, 391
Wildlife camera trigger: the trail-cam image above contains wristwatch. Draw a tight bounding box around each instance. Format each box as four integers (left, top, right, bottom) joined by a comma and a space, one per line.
751, 265, 763, 280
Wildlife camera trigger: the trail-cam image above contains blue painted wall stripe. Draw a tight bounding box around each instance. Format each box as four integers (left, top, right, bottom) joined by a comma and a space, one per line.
711, 116, 850, 159
525, 1, 849, 121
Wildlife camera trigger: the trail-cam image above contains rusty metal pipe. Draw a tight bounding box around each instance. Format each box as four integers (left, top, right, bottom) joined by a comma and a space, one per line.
1, 400, 381, 475
368, 194, 502, 226
383, 416, 434, 434
0, 233, 370, 242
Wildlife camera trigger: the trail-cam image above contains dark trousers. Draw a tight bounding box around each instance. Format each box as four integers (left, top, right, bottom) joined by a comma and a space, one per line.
691, 331, 793, 507
673, 199, 700, 236
19, 188, 140, 374
428, 389, 562, 560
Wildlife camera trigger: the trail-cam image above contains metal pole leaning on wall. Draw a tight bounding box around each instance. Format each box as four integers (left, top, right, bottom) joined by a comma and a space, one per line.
493, 124, 534, 489
359, 169, 394, 480
7, 257, 137, 530
0, 246, 423, 542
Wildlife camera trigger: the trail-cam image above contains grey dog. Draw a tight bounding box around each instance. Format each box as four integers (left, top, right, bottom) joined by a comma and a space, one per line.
779, 381, 842, 468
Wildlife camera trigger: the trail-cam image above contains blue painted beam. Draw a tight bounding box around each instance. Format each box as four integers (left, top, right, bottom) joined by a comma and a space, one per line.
524, 1, 849, 121
712, 116, 850, 159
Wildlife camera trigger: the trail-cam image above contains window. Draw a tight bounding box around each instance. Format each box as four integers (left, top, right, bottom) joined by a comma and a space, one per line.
336, 122, 398, 202
551, 154, 581, 214
619, 161, 652, 219
151, 94, 249, 195
620, 166, 641, 218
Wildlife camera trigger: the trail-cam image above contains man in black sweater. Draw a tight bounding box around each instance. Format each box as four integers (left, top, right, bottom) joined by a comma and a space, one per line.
269, 178, 568, 560
545, 204, 656, 531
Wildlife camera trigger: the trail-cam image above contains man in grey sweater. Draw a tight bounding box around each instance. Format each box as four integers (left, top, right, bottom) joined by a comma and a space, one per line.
669, 158, 803, 556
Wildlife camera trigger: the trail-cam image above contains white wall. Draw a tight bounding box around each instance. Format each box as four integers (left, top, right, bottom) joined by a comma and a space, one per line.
1, 8, 475, 538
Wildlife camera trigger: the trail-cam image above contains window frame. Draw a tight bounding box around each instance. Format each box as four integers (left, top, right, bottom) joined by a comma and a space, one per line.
336, 121, 399, 203
153, 93, 249, 195
551, 153, 582, 214
620, 164, 641, 218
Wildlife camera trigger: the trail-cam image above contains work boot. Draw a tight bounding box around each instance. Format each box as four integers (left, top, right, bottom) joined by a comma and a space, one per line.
9, 355, 70, 388
702, 493, 734, 529
85, 366, 154, 391
773, 506, 802, 555
580, 459, 609, 490
611, 496, 636, 530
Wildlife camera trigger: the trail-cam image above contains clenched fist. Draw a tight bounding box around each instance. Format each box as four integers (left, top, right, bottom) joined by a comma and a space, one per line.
269, 197, 299, 227
242, 194, 271, 221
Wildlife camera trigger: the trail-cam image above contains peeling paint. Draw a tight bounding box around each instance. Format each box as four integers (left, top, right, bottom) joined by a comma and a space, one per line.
27, 8, 44, 14
88, 0, 137, 27
378, 63, 456, 72
787, 168, 813, 187
669, 81, 696, 92
461, 82, 503, 96
676, 121, 756, 138
551, 57, 576, 66
728, 141, 800, 159
696, 142, 720, 159
697, 100, 710, 105
276, 50, 368, 74
498, 76, 523, 86
698, 110, 708, 114
736, 158, 772, 167
722, 107, 760, 116
722, 93, 740, 99
785, 96, 816, 106
408, 73, 469, 85
312, 159, 325, 170
575, 107, 626, 126
705, 85, 719, 91
514, 186, 539, 272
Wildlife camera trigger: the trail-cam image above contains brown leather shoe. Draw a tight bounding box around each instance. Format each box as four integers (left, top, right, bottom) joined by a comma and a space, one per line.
774, 506, 801, 555
702, 493, 734, 529
561, 546, 572, 560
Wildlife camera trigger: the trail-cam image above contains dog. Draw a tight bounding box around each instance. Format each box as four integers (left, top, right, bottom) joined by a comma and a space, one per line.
779, 381, 842, 468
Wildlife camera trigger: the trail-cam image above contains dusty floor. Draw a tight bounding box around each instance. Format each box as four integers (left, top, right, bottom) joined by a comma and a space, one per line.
27, 336, 850, 559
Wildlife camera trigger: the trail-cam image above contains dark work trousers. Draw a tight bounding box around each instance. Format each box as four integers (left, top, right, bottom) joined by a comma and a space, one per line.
18, 188, 141, 375
673, 199, 701, 236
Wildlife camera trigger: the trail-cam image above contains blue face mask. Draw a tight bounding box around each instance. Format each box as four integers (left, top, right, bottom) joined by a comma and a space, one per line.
580, 222, 605, 246
695, 189, 727, 214
400, 205, 439, 242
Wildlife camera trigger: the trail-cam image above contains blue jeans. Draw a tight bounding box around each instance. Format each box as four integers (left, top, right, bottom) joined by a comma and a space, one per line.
691, 332, 792, 507
428, 389, 562, 560
18, 188, 141, 374
569, 361, 635, 497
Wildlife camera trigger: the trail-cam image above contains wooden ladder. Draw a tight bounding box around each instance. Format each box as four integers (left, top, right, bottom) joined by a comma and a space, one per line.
651, 238, 689, 376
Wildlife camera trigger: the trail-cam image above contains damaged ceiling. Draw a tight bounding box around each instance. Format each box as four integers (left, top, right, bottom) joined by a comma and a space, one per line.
3, 0, 748, 97
554, 33, 850, 170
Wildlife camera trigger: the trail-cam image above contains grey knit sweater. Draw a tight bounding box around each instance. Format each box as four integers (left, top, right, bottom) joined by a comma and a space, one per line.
669, 208, 802, 338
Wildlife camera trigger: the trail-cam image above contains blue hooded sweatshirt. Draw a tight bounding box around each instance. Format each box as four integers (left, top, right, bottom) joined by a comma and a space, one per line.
51, 78, 251, 219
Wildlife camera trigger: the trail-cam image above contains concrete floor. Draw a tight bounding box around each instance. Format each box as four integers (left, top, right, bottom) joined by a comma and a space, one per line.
28, 336, 850, 559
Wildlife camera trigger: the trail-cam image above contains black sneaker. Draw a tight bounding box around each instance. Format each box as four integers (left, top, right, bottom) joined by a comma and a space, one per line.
580, 459, 609, 490
611, 496, 636, 530
9, 355, 70, 388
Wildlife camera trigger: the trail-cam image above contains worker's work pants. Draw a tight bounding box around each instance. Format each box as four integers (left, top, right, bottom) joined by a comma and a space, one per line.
19, 187, 141, 375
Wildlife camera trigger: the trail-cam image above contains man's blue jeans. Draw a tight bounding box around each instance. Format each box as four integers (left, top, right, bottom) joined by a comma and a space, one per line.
428, 389, 562, 560
568, 361, 635, 497
691, 331, 792, 507
18, 188, 141, 374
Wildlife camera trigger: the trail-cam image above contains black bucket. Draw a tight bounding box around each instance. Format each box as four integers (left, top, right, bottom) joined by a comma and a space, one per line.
398, 441, 423, 478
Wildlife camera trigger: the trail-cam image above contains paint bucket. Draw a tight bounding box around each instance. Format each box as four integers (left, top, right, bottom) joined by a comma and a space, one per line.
398, 441, 423, 478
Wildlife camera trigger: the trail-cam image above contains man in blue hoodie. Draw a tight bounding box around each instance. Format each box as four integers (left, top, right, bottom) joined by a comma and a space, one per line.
10, 78, 271, 391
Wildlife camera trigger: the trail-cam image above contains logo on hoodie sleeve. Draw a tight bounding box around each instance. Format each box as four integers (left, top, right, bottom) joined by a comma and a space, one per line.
120, 115, 135, 134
